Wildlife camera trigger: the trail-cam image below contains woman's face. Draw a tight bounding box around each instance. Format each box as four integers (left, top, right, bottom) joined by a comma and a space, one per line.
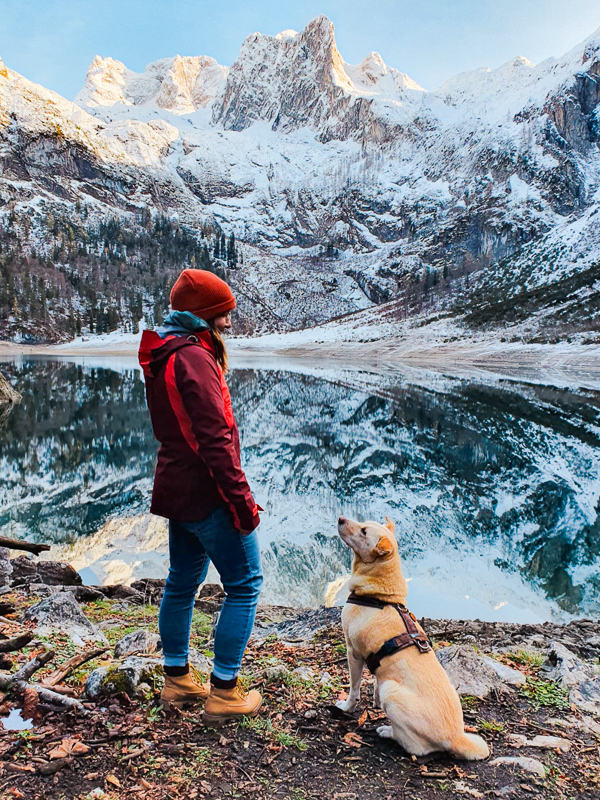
212, 313, 232, 334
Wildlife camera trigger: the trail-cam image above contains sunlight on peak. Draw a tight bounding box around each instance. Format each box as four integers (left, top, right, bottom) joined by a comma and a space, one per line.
276, 29, 298, 40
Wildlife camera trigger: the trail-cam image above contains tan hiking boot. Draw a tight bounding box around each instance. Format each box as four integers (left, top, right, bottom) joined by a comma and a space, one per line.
203, 684, 262, 725
160, 668, 210, 710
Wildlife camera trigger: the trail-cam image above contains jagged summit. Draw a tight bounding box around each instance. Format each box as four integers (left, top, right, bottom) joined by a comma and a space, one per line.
76, 53, 228, 114
212, 15, 424, 140
346, 51, 425, 95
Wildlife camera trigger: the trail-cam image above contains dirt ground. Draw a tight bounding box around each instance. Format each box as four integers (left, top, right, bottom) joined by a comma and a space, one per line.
1, 590, 599, 800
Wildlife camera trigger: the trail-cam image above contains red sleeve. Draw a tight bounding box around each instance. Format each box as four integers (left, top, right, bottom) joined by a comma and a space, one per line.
166, 346, 260, 533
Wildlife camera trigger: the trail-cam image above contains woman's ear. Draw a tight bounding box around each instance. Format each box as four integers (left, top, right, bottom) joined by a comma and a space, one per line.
374, 536, 394, 558
384, 516, 395, 533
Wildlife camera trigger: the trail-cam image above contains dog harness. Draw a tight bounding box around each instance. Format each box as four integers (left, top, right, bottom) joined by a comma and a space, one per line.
346, 591, 431, 674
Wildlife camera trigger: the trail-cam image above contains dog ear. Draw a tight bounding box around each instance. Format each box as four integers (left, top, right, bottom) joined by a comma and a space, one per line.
384, 516, 396, 533
374, 536, 394, 558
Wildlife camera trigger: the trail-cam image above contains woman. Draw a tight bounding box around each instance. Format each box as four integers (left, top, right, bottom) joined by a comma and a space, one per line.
138, 268, 263, 722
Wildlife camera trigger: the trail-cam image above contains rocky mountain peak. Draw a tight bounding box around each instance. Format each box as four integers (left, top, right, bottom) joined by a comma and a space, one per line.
300, 14, 337, 49
76, 53, 228, 114
348, 51, 425, 95
77, 56, 130, 107
211, 15, 422, 140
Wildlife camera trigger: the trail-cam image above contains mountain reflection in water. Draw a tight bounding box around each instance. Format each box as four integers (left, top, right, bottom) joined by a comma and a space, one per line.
1, 355, 600, 623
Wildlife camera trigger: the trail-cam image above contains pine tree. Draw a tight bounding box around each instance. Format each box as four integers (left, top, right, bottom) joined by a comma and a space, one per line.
227, 233, 237, 267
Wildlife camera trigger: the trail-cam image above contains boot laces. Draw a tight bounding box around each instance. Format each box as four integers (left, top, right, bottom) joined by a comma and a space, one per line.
190, 665, 207, 686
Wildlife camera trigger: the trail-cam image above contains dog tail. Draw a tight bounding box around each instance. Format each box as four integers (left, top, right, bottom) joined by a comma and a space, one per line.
450, 732, 489, 761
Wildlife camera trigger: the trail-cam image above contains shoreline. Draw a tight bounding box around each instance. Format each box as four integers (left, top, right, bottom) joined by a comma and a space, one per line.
1, 337, 600, 378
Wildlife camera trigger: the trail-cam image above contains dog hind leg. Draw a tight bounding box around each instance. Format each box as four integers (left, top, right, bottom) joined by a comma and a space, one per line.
379, 679, 440, 756
336, 649, 364, 713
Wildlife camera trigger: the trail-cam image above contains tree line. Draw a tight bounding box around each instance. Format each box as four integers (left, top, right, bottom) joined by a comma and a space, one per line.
0, 206, 242, 343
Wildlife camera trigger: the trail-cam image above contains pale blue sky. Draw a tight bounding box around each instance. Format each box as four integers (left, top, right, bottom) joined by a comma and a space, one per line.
1, 0, 599, 100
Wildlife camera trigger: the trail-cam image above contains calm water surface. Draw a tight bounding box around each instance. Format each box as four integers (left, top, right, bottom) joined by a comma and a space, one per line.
1, 354, 600, 623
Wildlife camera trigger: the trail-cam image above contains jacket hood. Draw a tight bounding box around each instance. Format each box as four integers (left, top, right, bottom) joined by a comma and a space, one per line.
138, 324, 215, 378
156, 310, 211, 338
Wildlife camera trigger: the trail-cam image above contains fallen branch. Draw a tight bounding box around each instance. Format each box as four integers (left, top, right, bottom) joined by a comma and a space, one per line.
43, 647, 109, 687
41, 684, 77, 696
0, 671, 87, 713
121, 745, 149, 762
0, 633, 33, 653
0, 535, 50, 555
0, 650, 87, 713
14, 649, 54, 682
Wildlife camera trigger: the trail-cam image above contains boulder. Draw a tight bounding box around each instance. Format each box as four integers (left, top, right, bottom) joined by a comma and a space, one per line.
264, 664, 291, 683
481, 655, 526, 686
0, 548, 12, 588
542, 641, 600, 714
199, 583, 225, 599
188, 648, 213, 675
10, 555, 82, 587
85, 656, 162, 699
436, 645, 521, 697
24, 592, 108, 646
66, 585, 106, 602
130, 578, 165, 603
489, 756, 546, 777
114, 629, 161, 659
22, 584, 104, 602
97, 584, 145, 604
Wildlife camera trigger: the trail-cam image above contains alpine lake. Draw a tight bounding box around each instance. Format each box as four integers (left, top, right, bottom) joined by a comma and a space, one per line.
1, 351, 600, 624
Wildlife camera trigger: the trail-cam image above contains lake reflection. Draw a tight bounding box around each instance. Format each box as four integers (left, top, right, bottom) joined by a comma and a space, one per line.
1, 355, 600, 623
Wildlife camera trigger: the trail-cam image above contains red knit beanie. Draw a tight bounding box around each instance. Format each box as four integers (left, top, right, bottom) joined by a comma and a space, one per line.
170, 269, 236, 320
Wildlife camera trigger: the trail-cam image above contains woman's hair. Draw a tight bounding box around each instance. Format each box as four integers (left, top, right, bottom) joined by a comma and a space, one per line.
208, 323, 228, 373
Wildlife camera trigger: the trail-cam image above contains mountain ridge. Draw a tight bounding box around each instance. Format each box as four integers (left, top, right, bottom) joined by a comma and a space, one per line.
0, 16, 599, 344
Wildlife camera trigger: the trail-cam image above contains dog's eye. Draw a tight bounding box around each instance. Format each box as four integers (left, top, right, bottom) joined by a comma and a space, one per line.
361, 527, 367, 536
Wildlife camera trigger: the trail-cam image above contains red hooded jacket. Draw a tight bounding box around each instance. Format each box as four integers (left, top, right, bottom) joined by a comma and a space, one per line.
138, 328, 260, 532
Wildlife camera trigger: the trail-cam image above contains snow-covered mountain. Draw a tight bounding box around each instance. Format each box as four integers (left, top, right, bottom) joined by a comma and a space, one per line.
0, 16, 599, 342
77, 54, 228, 114
212, 16, 425, 140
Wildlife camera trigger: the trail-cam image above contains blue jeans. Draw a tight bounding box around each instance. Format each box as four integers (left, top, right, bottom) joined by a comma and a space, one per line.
159, 507, 263, 681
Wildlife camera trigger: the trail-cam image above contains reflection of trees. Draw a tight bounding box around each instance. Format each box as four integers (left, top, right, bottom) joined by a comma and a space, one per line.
0, 361, 156, 541
0, 371, 21, 429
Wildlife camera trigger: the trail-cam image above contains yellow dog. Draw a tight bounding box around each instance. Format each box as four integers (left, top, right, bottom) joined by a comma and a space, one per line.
336, 515, 489, 760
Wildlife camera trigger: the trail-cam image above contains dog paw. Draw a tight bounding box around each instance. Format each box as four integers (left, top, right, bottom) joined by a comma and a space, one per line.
336, 699, 357, 713
376, 725, 393, 739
